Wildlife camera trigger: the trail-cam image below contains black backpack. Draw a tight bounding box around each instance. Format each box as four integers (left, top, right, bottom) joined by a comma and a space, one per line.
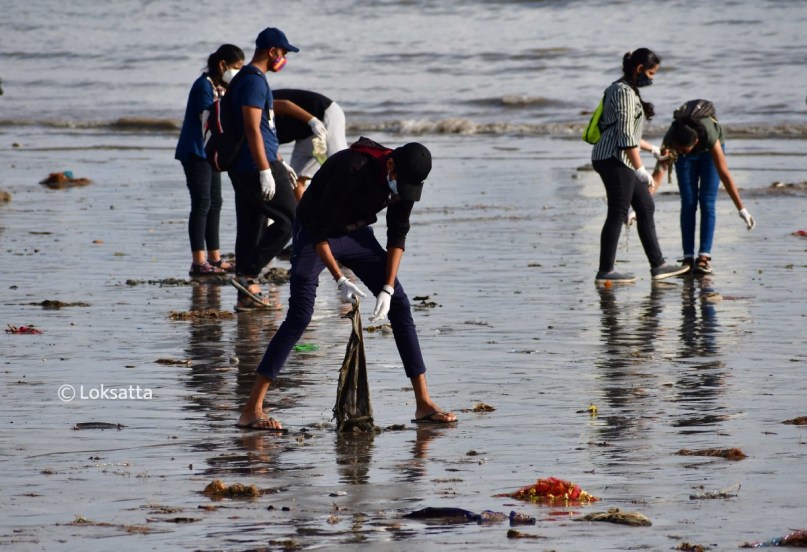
202, 67, 261, 172
673, 99, 717, 121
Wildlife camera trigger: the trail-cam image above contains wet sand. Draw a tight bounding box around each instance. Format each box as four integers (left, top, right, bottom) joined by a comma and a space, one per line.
1, 130, 806, 550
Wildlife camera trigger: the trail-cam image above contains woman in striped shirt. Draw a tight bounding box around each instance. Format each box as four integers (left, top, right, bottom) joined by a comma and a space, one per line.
592, 48, 688, 284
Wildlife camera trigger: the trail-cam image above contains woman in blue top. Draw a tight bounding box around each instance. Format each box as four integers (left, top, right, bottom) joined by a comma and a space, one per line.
175, 44, 244, 276
656, 104, 756, 275
591, 48, 689, 284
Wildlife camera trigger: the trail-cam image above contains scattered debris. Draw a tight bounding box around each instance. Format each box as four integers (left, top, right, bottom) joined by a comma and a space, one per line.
507, 529, 545, 539
412, 295, 439, 309
403, 507, 535, 526
155, 358, 192, 366
689, 483, 741, 500
675, 543, 708, 551
39, 171, 92, 189
31, 300, 90, 309
168, 309, 234, 321
472, 402, 495, 412
62, 515, 151, 534
498, 477, 599, 504
0, 189, 11, 202
676, 448, 747, 461
5, 324, 42, 334
268, 539, 302, 551
576, 403, 598, 416
203, 480, 261, 499
293, 343, 319, 352
575, 507, 652, 527
365, 323, 392, 333
740, 529, 807, 548
73, 422, 125, 431
782, 416, 807, 425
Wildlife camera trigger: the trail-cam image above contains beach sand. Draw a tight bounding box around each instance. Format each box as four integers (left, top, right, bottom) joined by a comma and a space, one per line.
1, 130, 806, 550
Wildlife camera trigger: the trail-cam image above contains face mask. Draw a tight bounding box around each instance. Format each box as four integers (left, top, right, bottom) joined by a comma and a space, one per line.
387, 173, 398, 196
635, 73, 653, 88
271, 55, 287, 72
222, 67, 239, 84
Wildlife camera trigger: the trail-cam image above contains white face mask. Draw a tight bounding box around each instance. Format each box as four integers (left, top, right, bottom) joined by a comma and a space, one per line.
222, 67, 239, 84
387, 173, 398, 195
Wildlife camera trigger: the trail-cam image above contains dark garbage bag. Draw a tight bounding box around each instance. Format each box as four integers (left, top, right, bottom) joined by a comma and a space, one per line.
333, 299, 375, 433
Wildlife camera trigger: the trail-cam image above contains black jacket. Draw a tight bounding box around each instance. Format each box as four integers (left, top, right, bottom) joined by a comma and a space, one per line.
297, 137, 414, 250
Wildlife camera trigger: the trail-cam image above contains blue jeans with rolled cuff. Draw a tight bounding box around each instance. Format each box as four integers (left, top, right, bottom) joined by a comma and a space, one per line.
675, 149, 721, 258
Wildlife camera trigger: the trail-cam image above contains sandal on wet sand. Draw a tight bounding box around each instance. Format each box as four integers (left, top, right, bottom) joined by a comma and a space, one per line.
411, 411, 458, 425
210, 259, 236, 273
189, 262, 226, 277
231, 277, 271, 306
236, 417, 288, 433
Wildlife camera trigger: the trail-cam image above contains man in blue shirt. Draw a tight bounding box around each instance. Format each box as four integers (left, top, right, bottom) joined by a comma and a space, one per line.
226, 27, 325, 311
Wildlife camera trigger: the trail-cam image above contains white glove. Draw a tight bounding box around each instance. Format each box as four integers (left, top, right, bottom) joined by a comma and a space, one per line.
308, 117, 327, 142
259, 169, 275, 200
649, 145, 669, 162
626, 208, 637, 226
281, 160, 297, 189
336, 276, 367, 304
369, 285, 394, 322
739, 208, 756, 230
312, 136, 327, 164
634, 166, 652, 187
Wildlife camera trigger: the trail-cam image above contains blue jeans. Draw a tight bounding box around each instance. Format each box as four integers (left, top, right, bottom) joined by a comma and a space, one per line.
675, 149, 720, 258
256, 224, 427, 381
182, 155, 222, 252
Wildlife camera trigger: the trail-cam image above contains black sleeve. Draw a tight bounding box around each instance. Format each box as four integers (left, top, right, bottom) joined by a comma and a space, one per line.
385, 199, 413, 251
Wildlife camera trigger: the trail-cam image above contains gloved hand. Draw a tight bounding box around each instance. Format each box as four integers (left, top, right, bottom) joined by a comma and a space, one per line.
649, 144, 669, 162
336, 276, 367, 304
369, 285, 394, 322
281, 160, 297, 189
312, 136, 327, 165
634, 166, 652, 187
259, 169, 275, 200
739, 208, 756, 230
626, 208, 637, 226
308, 117, 327, 142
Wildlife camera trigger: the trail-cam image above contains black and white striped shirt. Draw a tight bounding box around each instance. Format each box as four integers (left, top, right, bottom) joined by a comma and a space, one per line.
591, 80, 644, 167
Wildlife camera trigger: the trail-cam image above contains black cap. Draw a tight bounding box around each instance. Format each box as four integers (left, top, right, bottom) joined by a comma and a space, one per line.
255, 27, 299, 52
391, 142, 431, 202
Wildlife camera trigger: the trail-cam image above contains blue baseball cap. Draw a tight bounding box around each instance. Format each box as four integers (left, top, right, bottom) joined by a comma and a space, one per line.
255, 27, 299, 52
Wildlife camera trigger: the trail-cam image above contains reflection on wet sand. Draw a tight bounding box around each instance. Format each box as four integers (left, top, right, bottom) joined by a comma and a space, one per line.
182, 284, 229, 418
595, 277, 731, 444
335, 432, 375, 485
393, 426, 445, 482
671, 276, 729, 431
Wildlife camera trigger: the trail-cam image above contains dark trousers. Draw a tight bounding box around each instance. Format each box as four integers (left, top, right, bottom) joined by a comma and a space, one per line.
594, 157, 665, 273
182, 155, 222, 252
228, 161, 296, 278
256, 224, 427, 381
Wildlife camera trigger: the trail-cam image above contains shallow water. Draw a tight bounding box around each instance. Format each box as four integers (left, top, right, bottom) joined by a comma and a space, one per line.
2, 125, 806, 550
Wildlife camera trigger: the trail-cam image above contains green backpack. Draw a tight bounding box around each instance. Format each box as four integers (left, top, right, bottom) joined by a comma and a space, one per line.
582, 95, 606, 145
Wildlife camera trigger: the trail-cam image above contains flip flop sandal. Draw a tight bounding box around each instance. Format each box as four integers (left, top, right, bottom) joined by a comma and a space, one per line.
230, 277, 271, 308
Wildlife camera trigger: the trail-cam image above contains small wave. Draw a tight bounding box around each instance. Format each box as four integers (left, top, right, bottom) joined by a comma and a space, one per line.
3, 117, 807, 139
0, 117, 180, 132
